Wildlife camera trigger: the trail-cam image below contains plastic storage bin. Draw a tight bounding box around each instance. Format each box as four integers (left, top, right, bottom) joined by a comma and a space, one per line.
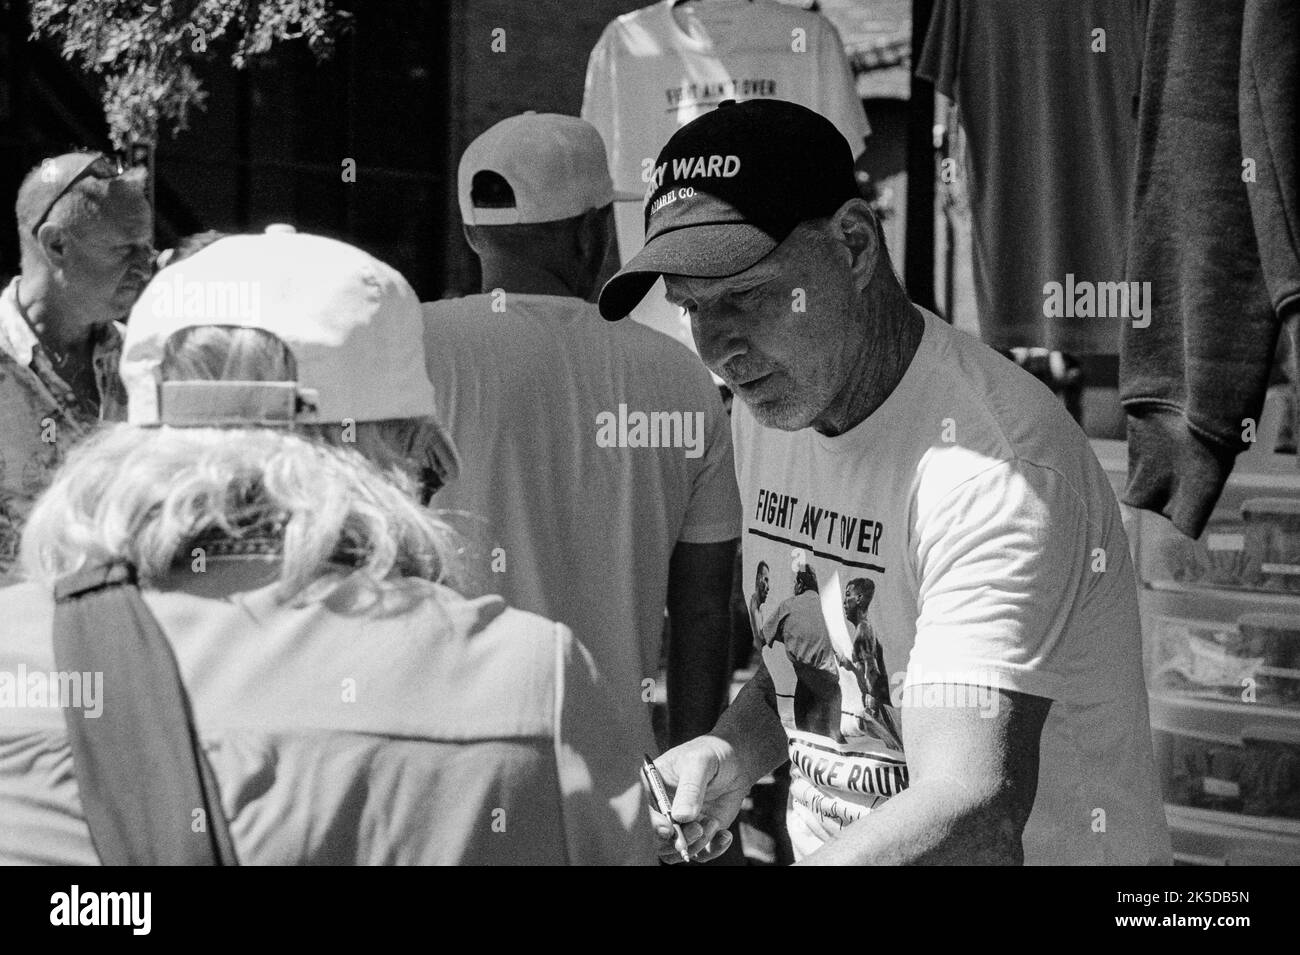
1150, 695, 1300, 821
1167, 804, 1300, 865
1157, 519, 1250, 588
1136, 444, 1300, 863
1153, 722, 1247, 812
1242, 497, 1300, 592
1139, 466, 1300, 594
1149, 612, 1300, 708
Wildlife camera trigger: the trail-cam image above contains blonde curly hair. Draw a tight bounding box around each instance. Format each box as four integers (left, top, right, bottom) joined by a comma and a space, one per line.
19, 422, 465, 607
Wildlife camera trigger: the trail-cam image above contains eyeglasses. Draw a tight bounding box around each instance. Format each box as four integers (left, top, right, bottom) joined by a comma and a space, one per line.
29, 151, 128, 238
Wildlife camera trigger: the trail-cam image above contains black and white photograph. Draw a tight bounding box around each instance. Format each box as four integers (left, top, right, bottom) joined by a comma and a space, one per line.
0, 0, 1292, 921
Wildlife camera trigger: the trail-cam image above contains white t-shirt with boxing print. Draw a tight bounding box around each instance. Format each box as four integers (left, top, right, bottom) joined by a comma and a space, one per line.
734, 307, 1171, 865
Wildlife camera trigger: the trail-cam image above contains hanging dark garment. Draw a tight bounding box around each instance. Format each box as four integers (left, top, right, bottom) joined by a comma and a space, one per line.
1121, 0, 1284, 538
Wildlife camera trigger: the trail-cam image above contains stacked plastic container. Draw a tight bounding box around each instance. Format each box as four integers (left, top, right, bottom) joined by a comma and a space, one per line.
1094, 438, 1300, 865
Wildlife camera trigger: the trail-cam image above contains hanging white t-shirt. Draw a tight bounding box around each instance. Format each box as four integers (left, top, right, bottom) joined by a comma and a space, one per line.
423, 293, 742, 752
582, 0, 871, 353
734, 308, 1171, 865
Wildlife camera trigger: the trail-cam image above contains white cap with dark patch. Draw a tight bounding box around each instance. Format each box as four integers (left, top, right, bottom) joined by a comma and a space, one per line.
458, 111, 620, 226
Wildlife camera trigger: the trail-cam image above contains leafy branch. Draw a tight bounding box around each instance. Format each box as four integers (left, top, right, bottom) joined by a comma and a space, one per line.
29, 0, 352, 149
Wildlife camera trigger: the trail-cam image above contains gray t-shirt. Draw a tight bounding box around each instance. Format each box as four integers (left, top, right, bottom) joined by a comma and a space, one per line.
917, 0, 1144, 355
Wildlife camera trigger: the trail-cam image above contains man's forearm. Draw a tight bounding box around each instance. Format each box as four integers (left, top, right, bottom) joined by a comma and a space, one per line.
797, 775, 1026, 865
709, 664, 789, 790
665, 539, 739, 747
666, 603, 733, 745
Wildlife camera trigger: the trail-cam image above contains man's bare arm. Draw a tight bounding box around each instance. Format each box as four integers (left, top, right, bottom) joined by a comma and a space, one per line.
800, 685, 1051, 865
666, 539, 738, 746
710, 656, 790, 785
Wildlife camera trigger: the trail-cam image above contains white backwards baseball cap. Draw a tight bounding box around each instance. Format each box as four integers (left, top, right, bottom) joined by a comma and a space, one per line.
458, 111, 627, 226
120, 228, 459, 479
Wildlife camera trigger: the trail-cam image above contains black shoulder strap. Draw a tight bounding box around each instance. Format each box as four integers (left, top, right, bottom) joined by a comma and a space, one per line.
52, 560, 239, 865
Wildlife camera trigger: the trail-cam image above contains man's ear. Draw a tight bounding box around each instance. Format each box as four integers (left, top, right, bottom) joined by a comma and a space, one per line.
828, 198, 881, 293
577, 204, 613, 267
575, 205, 615, 300
36, 222, 69, 268
461, 223, 480, 255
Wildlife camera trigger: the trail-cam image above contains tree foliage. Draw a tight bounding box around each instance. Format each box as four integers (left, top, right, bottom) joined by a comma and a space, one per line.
29, 0, 352, 149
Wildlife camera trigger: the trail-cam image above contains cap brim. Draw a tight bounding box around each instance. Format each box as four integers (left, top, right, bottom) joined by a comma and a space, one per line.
597, 223, 777, 320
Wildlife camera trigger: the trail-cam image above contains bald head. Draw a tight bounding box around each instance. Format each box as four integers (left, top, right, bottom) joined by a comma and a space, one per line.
17, 153, 148, 245
15, 153, 153, 330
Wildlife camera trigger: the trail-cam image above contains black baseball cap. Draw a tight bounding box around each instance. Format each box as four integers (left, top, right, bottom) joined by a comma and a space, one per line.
597, 98, 859, 321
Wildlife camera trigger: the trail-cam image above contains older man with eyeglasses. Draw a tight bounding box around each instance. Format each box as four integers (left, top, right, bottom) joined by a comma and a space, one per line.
0, 152, 154, 581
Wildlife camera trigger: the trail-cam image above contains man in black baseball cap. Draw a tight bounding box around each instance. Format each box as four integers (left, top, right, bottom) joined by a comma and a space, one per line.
599, 98, 909, 433
599, 98, 861, 324
631, 100, 1169, 868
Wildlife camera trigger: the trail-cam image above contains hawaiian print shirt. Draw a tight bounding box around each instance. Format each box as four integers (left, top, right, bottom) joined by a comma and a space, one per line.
0, 276, 127, 582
